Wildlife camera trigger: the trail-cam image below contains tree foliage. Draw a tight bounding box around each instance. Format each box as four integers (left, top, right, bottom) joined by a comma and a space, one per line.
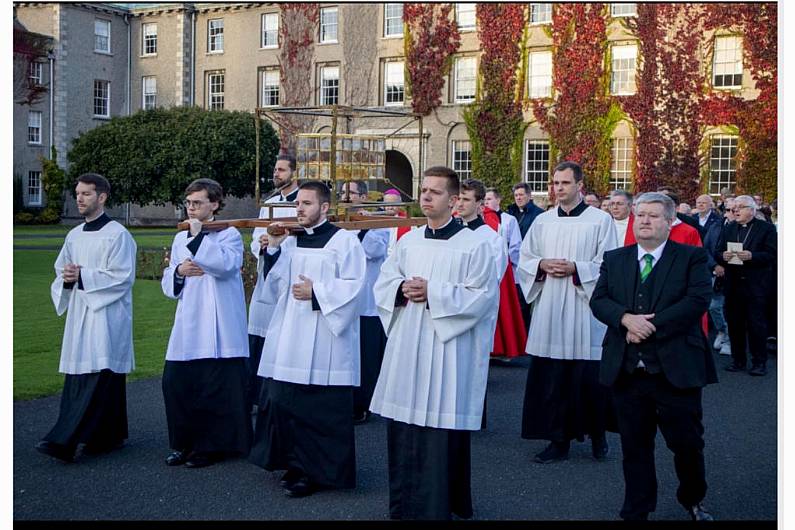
66, 106, 279, 207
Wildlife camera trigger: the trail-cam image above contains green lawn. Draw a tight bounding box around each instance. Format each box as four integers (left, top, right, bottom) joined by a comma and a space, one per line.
13, 250, 178, 400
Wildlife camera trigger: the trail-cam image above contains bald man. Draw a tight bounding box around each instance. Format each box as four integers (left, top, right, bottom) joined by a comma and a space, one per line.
693, 194, 729, 354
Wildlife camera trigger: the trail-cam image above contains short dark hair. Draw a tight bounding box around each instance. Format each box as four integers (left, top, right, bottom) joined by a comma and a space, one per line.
553, 161, 583, 182
512, 182, 531, 194
299, 180, 331, 204
77, 173, 111, 198
609, 189, 633, 204
486, 187, 502, 200
656, 186, 680, 205
277, 153, 297, 171
585, 191, 600, 200
185, 178, 225, 212
423, 166, 460, 196
339, 180, 367, 196
461, 179, 486, 202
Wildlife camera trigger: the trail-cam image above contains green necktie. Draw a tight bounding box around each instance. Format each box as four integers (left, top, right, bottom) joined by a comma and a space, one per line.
640, 254, 654, 282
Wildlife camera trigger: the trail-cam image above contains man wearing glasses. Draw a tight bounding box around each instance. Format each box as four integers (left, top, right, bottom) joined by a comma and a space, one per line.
714, 195, 777, 376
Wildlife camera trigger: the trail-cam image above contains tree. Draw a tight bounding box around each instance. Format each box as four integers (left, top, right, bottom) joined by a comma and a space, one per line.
67, 106, 279, 207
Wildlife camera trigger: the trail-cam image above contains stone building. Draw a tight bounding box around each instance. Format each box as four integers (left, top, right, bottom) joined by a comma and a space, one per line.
12, 2, 765, 224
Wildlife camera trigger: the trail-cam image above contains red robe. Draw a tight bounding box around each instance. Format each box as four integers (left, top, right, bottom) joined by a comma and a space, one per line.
483, 207, 528, 358
624, 216, 708, 335
396, 209, 411, 240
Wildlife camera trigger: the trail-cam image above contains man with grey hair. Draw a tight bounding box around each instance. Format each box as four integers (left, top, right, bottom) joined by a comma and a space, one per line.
609, 190, 633, 246
714, 195, 777, 376
591, 191, 716, 521
693, 194, 729, 353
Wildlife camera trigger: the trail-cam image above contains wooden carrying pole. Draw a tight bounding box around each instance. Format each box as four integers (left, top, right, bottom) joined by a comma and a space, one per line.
177, 214, 427, 232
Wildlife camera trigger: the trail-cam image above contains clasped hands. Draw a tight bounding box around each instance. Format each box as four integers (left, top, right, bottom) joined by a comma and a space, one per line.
621, 313, 656, 344
62, 263, 81, 283
177, 258, 204, 277
723, 250, 752, 262
292, 274, 313, 301
402, 276, 428, 303
539, 259, 576, 278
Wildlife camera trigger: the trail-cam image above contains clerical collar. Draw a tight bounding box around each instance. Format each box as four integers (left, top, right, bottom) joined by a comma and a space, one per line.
463, 216, 485, 230
281, 187, 299, 202
557, 200, 588, 217
83, 212, 112, 232
739, 218, 755, 228
424, 217, 463, 240
301, 218, 331, 235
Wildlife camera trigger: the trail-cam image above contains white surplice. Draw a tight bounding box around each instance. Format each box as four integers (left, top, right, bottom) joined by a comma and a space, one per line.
257, 226, 366, 386
472, 223, 508, 283
369, 227, 499, 431
50, 221, 137, 374
356, 228, 390, 317
162, 227, 249, 360
517, 206, 618, 360
498, 212, 522, 271
248, 193, 297, 337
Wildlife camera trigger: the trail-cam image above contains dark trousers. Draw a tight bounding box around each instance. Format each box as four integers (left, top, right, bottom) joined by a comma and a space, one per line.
612, 371, 707, 520
515, 283, 531, 333
246, 334, 265, 412
725, 289, 769, 367
353, 316, 387, 417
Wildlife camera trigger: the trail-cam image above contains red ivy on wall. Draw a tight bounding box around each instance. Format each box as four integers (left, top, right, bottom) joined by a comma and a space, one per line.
403, 4, 461, 116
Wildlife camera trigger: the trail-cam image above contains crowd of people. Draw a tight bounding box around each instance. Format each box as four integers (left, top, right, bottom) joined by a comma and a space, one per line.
35, 158, 778, 522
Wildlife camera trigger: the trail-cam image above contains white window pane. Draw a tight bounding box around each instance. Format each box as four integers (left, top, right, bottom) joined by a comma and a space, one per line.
530, 3, 552, 23
455, 57, 476, 101
321, 7, 338, 42
529, 51, 552, 98
95, 19, 110, 52
384, 4, 403, 36
611, 3, 637, 16
525, 141, 550, 192
452, 140, 472, 178
610, 137, 633, 190
708, 135, 738, 194
456, 4, 476, 30
384, 61, 405, 105
28, 171, 42, 205
611, 44, 637, 94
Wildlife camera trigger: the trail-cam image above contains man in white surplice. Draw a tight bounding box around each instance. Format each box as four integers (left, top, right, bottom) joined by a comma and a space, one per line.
517, 161, 618, 465
247, 153, 299, 412
161, 178, 251, 469
250, 181, 365, 498
38, 173, 136, 463
370, 167, 499, 520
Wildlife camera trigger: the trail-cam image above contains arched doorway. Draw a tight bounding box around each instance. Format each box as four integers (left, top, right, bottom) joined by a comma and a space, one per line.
384, 150, 414, 199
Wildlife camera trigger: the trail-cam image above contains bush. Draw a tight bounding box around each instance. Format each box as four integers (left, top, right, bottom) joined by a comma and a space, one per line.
14, 212, 36, 224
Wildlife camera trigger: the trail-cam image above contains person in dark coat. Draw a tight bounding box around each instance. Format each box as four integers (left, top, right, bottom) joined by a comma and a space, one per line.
507, 182, 544, 332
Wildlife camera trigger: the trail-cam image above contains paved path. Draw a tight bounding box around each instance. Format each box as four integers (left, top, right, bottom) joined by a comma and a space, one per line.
14, 353, 776, 521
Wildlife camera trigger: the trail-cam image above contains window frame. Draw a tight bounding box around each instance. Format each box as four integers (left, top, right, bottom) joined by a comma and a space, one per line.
610, 3, 637, 17
261, 12, 279, 49
712, 35, 743, 90
528, 49, 553, 99
383, 60, 405, 107
94, 18, 111, 53
383, 4, 403, 38
529, 3, 553, 25
93, 79, 110, 118
319, 64, 340, 106
609, 137, 634, 190
524, 140, 551, 193
708, 134, 739, 195
29, 61, 43, 86
319, 6, 339, 44
454, 56, 477, 103
261, 68, 280, 107
142, 22, 158, 56
208, 18, 224, 53
610, 43, 638, 96
28, 110, 42, 145
455, 3, 477, 32
451, 140, 473, 179
27, 170, 42, 206
207, 71, 225, 110
142, 76, 157, 110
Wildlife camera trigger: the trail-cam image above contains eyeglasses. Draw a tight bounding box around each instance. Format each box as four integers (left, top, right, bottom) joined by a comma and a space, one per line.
183, 199, 209, 209
730, 205, 750, 213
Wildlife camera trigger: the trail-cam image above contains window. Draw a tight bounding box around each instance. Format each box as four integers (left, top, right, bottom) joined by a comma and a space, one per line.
611, 44, 638, 95
28, 111, 42, 144
452, 140, 472, 179
528, 50, 552, 98
142, 76, 156, 110
94, 19, 110, 53
525, 141, 550, 192
208, 19, 224, 53
708, 135, 738, 194
261, 13, 278, 48
320, 7, 338, 43
713, 35, 743, 89
29, 61, 43, 85
610, 3, 637, 17
208, 71, 224, 109
384, 4, 403, 37
456, 4, 476, 31
384, 61, 405, 106
530, 3, 553, 24
454, 56, 476, 103
28, 171, 42, 206
142, 23, 157, 55
610, 138, 634, 190
261, 69, 280, 107
319, 65, 339, 105
93, 80, 110, 117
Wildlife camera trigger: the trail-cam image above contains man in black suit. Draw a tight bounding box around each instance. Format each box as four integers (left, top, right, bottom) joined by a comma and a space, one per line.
591, 192, 716, 522
714, 195, 777, 376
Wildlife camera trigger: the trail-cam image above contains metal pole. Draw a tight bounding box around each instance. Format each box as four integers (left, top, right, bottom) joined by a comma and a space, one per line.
417, 116, 424, 201
330, 105, 339, 213
255, 112, 261, 206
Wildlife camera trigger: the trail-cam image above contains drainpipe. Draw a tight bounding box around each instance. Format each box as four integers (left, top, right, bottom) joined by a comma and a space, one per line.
47, 51, 54, 158
190, 10, 196, 105
124, 13, 131, 225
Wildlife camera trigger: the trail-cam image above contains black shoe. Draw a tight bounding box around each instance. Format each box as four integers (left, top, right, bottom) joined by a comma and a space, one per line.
279, 468, 302, 488
687, 502, 714, 521
591, 435, 609, 461
82, 440, 125, 456
35, 440, 75, 463
353, 411, 370, 424
724, 362, 746, 372
184, 452, 218, 468
165, 450, 188, 466
283, 475, 318, 498
749, 364, 768, 376
534, 442, 569, 464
